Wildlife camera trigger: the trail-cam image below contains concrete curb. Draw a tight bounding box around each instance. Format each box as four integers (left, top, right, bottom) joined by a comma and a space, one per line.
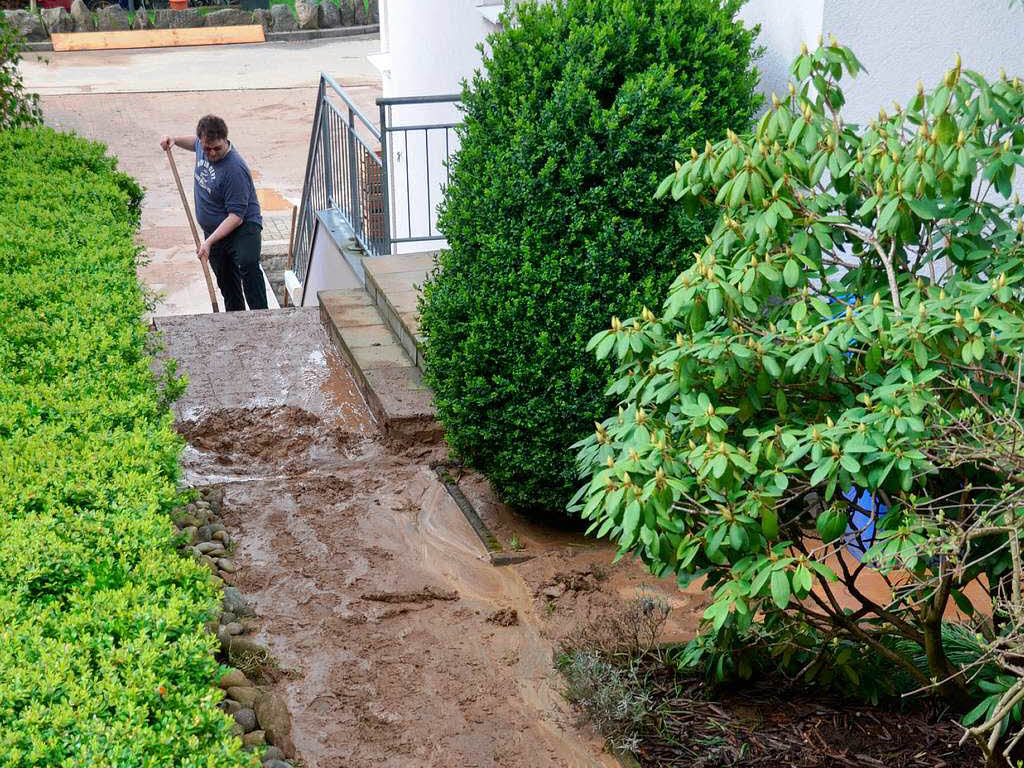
24, 23, 378, 52
433, 465, 535, 568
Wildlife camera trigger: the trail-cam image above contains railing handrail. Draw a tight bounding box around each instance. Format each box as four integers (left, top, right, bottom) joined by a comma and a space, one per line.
322, 72, 381, 141
376, 93, 462, 107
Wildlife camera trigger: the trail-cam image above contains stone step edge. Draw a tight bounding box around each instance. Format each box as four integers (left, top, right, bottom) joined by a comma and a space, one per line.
317, 289, 439, 442
363, 264, 425, 376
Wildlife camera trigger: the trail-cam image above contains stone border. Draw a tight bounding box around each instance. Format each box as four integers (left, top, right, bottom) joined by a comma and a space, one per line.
172, 486, 300, 768
23, 22, 377, 51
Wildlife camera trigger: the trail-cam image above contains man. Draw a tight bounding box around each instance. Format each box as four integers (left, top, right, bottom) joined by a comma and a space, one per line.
160, 115, 267, 311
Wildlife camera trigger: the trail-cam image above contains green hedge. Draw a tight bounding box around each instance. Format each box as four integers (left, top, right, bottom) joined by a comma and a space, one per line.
0, 128, 252, 767
419, 0, 762, 514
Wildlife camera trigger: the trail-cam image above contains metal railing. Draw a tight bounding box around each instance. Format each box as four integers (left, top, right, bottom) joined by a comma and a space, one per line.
294, 77, 462, 286
294, 74, 386, 284
377, 94, 461, 246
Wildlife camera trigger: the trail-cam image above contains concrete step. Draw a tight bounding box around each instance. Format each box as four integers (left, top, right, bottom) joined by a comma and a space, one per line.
362, 252, 436, 375
319, 288, 440, 444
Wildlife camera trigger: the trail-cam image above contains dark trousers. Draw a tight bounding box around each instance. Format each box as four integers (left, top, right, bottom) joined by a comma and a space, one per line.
207, 221, 267, 312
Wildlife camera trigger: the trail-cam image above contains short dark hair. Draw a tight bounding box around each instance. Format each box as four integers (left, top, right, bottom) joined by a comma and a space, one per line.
196, 115, 228, 143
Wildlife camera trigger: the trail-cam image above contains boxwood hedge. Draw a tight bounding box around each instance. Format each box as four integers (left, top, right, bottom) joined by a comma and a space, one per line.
419, 0, 762, 514
0, 128, 252, 767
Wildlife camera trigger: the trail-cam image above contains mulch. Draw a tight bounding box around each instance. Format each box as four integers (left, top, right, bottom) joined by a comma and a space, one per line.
631, 665, 985, 768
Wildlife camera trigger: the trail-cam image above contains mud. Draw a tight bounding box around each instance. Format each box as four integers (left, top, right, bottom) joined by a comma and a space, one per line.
179, 406, 361, 477
160, 308, 703, 768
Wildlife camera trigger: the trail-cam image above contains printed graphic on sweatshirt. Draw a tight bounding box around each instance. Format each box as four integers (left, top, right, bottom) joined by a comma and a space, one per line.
195, 156, 217, 194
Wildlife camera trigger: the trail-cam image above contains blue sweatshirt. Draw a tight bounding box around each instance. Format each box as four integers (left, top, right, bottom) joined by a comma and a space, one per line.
193, 138, 262, 236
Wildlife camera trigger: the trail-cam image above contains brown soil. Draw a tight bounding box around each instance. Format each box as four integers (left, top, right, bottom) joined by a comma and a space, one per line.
178, 405, 361, 477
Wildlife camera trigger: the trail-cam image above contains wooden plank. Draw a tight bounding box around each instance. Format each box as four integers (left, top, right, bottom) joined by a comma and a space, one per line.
50, 24, 265, 52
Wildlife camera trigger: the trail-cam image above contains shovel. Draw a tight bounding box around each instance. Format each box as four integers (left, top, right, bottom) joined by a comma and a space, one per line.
165, 146, 219, 313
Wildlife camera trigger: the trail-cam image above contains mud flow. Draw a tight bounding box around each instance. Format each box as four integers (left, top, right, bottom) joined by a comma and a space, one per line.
157, 308, 697, 768
178, 405, 363, 479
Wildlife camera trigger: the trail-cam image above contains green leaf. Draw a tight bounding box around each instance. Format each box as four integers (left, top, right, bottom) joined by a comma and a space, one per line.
839, 454, 861, 473
855, 195, 879, 218
930, 85, 951, 117
763, 356, 782, 378
654, 173, 675, 199
595, 332, 616, 361
770, 569, 791, 609
708, 287, 723, 316
906, 197, 941, 220
816, 506, 847, 543
730, 170, 749, 208
711, 454, 729, 479
877, 197, 900, 231
962, 695, 997, 727
791, 300, 808, 323
913, 341, 928, 370
935, 113, 957, 145
783, 259, 800, 288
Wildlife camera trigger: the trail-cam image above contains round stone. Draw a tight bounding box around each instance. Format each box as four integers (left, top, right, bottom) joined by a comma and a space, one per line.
263, 761, 291, 768
217, 558, 238, 573
242, 730, 266, 748
224, 622, 244, 636
220, 698, 242, 715
262, 747, 285, 762
234, 707, 258, 732
222, 586, 256, 617
219, 668, 252, 689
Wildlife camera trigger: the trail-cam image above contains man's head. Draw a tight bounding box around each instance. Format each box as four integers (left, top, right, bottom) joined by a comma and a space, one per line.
196, 115, 230, 163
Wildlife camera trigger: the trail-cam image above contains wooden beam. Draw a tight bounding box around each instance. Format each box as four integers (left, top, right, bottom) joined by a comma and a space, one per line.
50, 24, 265, 52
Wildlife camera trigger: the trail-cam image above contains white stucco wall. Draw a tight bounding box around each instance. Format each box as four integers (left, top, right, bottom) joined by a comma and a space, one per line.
300, 220, 362, 306
378, 0, 500, 252
739, 0, 824, 104
821, 0, 1024, 126
744, 0, 1024, 127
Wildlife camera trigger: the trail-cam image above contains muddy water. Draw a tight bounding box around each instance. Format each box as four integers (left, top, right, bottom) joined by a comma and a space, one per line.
158, 308, 694, 767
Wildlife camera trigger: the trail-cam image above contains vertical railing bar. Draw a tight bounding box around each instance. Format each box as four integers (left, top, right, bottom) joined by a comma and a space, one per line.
348, 105, 363, 241
445, 127, 450, 187
379, 101, 393, 255
424, 128, 431, 238
321, 105, 333, 209
404, 129, 411, 240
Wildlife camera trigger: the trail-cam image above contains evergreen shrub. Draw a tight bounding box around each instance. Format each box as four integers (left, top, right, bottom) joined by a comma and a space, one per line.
419, 0, 762, 513
0, 128, 251, 767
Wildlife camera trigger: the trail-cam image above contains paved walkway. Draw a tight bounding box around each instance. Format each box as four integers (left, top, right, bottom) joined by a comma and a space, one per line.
22, 36, 380, 95
35, 36, 382, 316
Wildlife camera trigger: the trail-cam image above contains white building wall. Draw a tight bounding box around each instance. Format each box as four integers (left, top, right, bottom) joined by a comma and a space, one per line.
378, 0, 502, 253
821, 0, 1024, 126
739, 0, 824, 104
742, 0, 1024, 126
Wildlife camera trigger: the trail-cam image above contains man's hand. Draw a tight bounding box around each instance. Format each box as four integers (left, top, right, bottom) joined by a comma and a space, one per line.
197, 238, 212, 262
160, 135, 173, 151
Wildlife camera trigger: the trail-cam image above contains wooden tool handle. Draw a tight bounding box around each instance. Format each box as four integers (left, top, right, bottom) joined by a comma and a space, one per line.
165, 146, 220, 313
